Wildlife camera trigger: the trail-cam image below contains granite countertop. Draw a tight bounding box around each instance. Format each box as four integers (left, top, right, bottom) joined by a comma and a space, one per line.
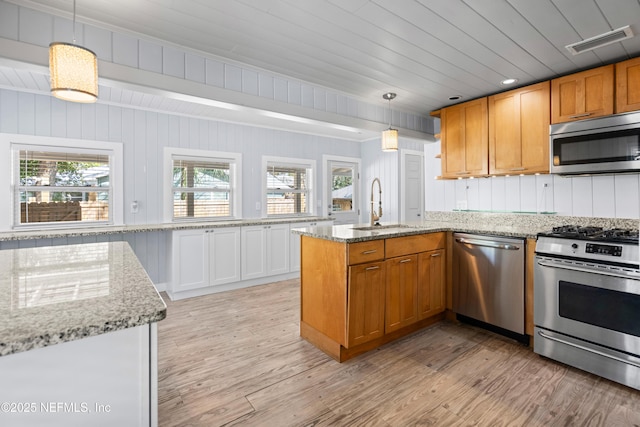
0, 216, 332, 242
292, 211, 639, 243
0, 241, 167, 357
291, 221, 543, 243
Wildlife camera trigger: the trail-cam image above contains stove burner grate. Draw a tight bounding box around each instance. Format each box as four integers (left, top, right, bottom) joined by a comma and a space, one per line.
545, 225, 639, 244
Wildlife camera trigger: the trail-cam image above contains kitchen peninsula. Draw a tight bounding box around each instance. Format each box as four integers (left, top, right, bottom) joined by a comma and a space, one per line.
0, 241, 166, 427
293, 212, 640, 362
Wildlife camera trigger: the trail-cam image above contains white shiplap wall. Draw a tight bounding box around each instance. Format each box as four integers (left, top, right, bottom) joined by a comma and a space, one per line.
0, 88, 362, 284
361, 137, 427, 224
424, 141, 640, 218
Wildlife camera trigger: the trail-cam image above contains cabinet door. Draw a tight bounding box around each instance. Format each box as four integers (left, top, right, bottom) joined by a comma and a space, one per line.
171, 229, 209, 292
417, 249, 446, 320
347, 261, 386, 348
441, 98, 488, 178
267, 223, 290, 275
241, 226, 267, 280
551, 64, 614, 123
209, 227, 241, 286
489, 82, 550, 175
616, 57, 640, 113
385, 255, 418, 333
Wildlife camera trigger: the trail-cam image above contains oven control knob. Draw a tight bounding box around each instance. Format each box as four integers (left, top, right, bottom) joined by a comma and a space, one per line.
571, 243, 578, 250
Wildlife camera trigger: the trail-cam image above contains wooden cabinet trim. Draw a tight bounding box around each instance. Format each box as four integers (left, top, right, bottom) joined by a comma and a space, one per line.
348, 240, 385, 265
551, 64, 614, 124
488, 81, 550, 175
616, 57, 640, 113
385, 232, 445, 258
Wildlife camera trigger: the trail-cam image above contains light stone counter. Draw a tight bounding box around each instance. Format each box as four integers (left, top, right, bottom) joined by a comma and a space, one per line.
0, 241, 167, 357
0, 216, 331, 242
291, 211, 639, 243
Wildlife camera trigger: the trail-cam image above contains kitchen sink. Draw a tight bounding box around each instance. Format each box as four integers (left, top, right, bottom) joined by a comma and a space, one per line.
351, 224, 412, 231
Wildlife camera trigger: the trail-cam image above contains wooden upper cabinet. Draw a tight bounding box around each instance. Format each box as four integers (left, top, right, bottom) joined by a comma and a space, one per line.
616, 57, 640, 113
440, 98, 488, 178
551, 64, 614, 124
489, 81, 550, 175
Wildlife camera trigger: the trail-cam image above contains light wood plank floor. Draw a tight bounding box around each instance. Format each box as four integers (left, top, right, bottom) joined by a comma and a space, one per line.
158, 279, 640, 426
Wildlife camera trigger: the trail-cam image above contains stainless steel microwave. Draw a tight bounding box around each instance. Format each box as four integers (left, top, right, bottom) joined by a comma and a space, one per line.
550, 111, 640, 175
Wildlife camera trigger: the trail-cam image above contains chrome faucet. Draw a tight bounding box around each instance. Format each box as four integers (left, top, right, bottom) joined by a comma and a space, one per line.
370, 177, 382, 226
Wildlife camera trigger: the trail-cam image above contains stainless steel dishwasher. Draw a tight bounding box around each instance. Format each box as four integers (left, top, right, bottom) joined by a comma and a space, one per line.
452, 233, 526, 336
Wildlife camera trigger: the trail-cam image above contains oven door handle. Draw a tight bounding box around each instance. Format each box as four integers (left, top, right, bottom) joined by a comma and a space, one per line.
455, 238, 520, 250
537, 330, 640, 369
537, 259, 640, 281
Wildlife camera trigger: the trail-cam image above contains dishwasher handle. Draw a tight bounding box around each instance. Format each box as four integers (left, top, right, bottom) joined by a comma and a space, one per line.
455, 237, 520, 251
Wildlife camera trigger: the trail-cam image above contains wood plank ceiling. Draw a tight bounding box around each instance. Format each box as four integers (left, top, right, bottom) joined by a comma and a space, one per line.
6, 0, 640, 117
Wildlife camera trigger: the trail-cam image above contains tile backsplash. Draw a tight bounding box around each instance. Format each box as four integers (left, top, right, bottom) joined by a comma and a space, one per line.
424, 141, 640, 219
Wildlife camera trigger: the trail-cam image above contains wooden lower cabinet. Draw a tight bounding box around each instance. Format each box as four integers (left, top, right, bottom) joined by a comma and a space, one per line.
385, 255, 418, 333
300, 232, 447, 362
418, 249, 446, 320
347, 261, 386, 347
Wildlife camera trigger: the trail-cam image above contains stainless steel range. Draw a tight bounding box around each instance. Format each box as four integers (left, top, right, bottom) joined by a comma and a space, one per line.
534, 225, 640, 390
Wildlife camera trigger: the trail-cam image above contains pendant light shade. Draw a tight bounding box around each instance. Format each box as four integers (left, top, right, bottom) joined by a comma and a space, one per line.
49, 42, 98, 103
382, 92, 398, 151
49, 0, 98, 103
381, 128, 398, 151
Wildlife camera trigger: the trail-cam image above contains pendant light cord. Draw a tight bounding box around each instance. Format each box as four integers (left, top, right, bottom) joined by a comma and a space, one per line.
72, 0, 77, 43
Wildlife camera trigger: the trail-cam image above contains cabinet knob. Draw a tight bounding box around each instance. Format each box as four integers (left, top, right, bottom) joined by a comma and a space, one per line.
362, 249, 377, 255
365, 266, 380, 271
431, 253, 441, 257
400, 258, 412, 263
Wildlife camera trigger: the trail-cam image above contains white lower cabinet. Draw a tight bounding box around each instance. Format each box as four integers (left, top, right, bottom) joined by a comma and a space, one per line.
169, 220, 320, 299
209, 227, 241, 286
171, 228, 210, 292
0, 324, 157, 427
241, 223, 290, 280
170, 227, 240, 293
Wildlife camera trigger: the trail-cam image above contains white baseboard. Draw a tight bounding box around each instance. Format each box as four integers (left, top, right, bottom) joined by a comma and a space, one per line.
165, 272, 300, 301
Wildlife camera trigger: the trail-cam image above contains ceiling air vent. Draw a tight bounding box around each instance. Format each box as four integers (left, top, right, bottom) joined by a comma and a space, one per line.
566, 26, 634, 55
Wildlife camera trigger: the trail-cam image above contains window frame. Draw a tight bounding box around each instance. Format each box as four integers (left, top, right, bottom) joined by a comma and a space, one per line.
1, 134, 123, 231
262, 156, 315, 217
164, 147, 242, 222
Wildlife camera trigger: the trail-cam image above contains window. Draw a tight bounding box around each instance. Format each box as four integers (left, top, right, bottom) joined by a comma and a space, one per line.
165, 148, 241, 221
5, 135, 123, 230
264, 157, 314, 216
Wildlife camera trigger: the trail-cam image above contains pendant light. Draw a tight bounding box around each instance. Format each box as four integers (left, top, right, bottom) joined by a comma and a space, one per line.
382, 92, 398, 151
49, 0, 98, 103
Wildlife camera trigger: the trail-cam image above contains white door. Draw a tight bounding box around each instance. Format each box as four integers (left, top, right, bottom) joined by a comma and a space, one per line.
402, 151, 424, 222
326, 158, 360, 225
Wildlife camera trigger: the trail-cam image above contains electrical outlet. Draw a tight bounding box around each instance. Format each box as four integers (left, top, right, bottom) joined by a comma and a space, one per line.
255, 201, 261, 210
456, 200, 468, 210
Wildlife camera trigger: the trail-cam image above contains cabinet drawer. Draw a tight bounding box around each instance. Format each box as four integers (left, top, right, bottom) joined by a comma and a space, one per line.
348, 240, 385, 265
385, 233, 445, 258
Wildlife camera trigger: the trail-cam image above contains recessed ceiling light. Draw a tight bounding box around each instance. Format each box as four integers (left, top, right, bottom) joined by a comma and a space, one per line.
448, 95, 462, 101
501, 78, 518, 85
